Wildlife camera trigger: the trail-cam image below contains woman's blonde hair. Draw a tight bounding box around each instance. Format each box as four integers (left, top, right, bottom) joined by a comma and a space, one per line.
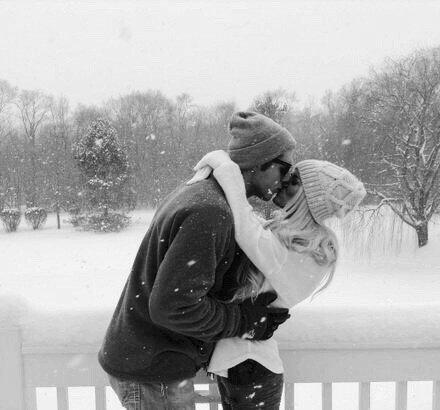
231, 186, 338, 303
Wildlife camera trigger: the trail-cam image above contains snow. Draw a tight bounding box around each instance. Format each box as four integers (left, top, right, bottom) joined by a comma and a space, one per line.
277, 212, 440, 349
1, 209, 440, 352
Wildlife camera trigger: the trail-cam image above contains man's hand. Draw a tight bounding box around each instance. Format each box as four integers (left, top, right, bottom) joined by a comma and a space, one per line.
238, 292, 290, 341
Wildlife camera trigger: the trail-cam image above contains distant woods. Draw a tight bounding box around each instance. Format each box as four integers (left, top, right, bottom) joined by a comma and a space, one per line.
1, 46, 440, 245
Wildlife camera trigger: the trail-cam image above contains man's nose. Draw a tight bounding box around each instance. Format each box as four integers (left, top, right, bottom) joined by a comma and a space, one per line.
274, 180, 285, 192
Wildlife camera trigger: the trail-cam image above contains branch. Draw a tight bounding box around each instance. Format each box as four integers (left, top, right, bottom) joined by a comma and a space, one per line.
426, 140, 440, 170
424, 164, 440, 203
427, 191, 440, 220
370, 189, 417, 228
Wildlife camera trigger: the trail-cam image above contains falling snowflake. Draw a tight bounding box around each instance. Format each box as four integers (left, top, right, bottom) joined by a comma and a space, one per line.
178, 380, 188, 388
187, 260, 197, 267
174, 288, 179, 292
342, 139, 352, 146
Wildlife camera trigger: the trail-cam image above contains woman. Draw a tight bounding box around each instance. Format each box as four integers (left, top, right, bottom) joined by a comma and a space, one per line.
188, 150, 366, 409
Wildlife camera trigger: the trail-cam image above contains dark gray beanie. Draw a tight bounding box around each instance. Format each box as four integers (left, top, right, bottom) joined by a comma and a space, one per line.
227, 111, 296, 169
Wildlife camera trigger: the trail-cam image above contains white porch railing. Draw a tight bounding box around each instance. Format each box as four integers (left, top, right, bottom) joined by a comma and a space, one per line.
2, 325, 440, 410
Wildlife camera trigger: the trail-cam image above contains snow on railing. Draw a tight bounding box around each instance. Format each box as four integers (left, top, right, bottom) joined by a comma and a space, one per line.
2, 324, 440, 410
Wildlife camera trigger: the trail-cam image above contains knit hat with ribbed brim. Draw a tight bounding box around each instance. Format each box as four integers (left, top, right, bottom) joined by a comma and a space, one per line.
227, 111, 296, 169
295, 160, 367, 224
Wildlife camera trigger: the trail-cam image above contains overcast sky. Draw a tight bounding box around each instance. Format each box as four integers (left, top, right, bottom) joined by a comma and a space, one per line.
2, 1, 440, 109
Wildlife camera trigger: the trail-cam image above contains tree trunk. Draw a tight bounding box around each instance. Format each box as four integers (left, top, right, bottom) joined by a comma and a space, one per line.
416, 222, 428, 247
56, 207, 61, 229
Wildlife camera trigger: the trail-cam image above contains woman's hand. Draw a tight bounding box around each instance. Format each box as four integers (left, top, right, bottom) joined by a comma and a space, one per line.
187, 150, 234, 185
193, 150, 233, 171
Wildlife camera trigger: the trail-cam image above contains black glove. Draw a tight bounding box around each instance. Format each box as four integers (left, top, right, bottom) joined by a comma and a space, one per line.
238, 292, 291, 341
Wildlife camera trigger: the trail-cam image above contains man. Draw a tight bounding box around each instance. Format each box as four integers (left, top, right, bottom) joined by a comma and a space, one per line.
98, 111, 296, 409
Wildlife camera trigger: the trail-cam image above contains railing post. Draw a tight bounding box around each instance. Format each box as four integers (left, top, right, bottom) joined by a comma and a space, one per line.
0, 327, 25, 410
433, 381, 440, 410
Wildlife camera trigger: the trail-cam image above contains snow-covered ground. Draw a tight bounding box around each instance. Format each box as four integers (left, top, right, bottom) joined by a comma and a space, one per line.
1, 208, 440, 409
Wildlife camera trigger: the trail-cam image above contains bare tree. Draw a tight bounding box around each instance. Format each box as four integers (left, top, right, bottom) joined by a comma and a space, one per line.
14, 89, 51, 206
361, 48, 440, 247
0, 80, 18, 209
44, 96, 76, 228
250, 89, 296, 125
318, 81, 375, 183
107, 91, 174, 206
0, 79, 16, 139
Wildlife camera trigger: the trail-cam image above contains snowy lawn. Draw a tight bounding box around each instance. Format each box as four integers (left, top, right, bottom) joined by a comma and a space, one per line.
1, 208, 439, 345
1, 208, 440, 410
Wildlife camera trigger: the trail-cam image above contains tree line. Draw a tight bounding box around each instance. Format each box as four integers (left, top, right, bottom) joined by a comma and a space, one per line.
0, 47, 439, 245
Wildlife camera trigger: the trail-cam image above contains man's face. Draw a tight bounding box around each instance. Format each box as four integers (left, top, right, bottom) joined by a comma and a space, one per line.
251, 150, 294, 201
273, 168, 301, 208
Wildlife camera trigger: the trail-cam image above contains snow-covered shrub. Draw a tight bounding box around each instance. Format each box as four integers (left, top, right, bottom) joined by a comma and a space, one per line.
68, 214, 87, 227
68, 205, 81, 216
66, 205, 85, 227
25, 207, 47, 230
82, 212, 130, 232
0, 208, 21, 232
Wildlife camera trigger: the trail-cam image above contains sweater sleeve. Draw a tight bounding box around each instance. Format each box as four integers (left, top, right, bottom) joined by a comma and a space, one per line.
213, 162, 330, 308
149, 205, 242, 342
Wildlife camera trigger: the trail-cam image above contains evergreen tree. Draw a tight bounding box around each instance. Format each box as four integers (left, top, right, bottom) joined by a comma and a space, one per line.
74, 118, 131, 217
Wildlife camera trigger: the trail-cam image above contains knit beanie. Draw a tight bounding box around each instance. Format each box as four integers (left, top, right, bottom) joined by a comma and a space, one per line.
295, 160, 367, 224
227, 111, 296, 169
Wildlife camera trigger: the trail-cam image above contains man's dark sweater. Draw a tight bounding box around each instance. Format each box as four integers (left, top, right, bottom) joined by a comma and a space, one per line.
98, 177, 247, 382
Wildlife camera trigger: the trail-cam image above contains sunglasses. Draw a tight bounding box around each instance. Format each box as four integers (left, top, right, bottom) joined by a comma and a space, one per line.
271, 158, 293, 175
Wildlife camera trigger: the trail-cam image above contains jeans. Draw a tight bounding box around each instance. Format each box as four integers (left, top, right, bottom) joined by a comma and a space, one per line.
108, 374, 196, 410
216, 360, 284, 409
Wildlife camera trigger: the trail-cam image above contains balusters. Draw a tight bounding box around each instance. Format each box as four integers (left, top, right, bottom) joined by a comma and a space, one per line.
56, 387, 69, 410
25, 387, 37, 410
209, 382, 220, 410
94, 386, 106, 410
433, 381, 440, 410
359, 382, 370, 410
395, 381, 407, 410
24, 379, 440, 410
284, 382, 295, 410
322, 383, 332, 410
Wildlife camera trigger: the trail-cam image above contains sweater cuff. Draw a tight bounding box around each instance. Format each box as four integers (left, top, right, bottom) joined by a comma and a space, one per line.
213, 163, 246, 198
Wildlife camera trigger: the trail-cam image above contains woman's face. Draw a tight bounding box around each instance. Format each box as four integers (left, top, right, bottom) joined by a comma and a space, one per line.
272, 169, 301, 208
